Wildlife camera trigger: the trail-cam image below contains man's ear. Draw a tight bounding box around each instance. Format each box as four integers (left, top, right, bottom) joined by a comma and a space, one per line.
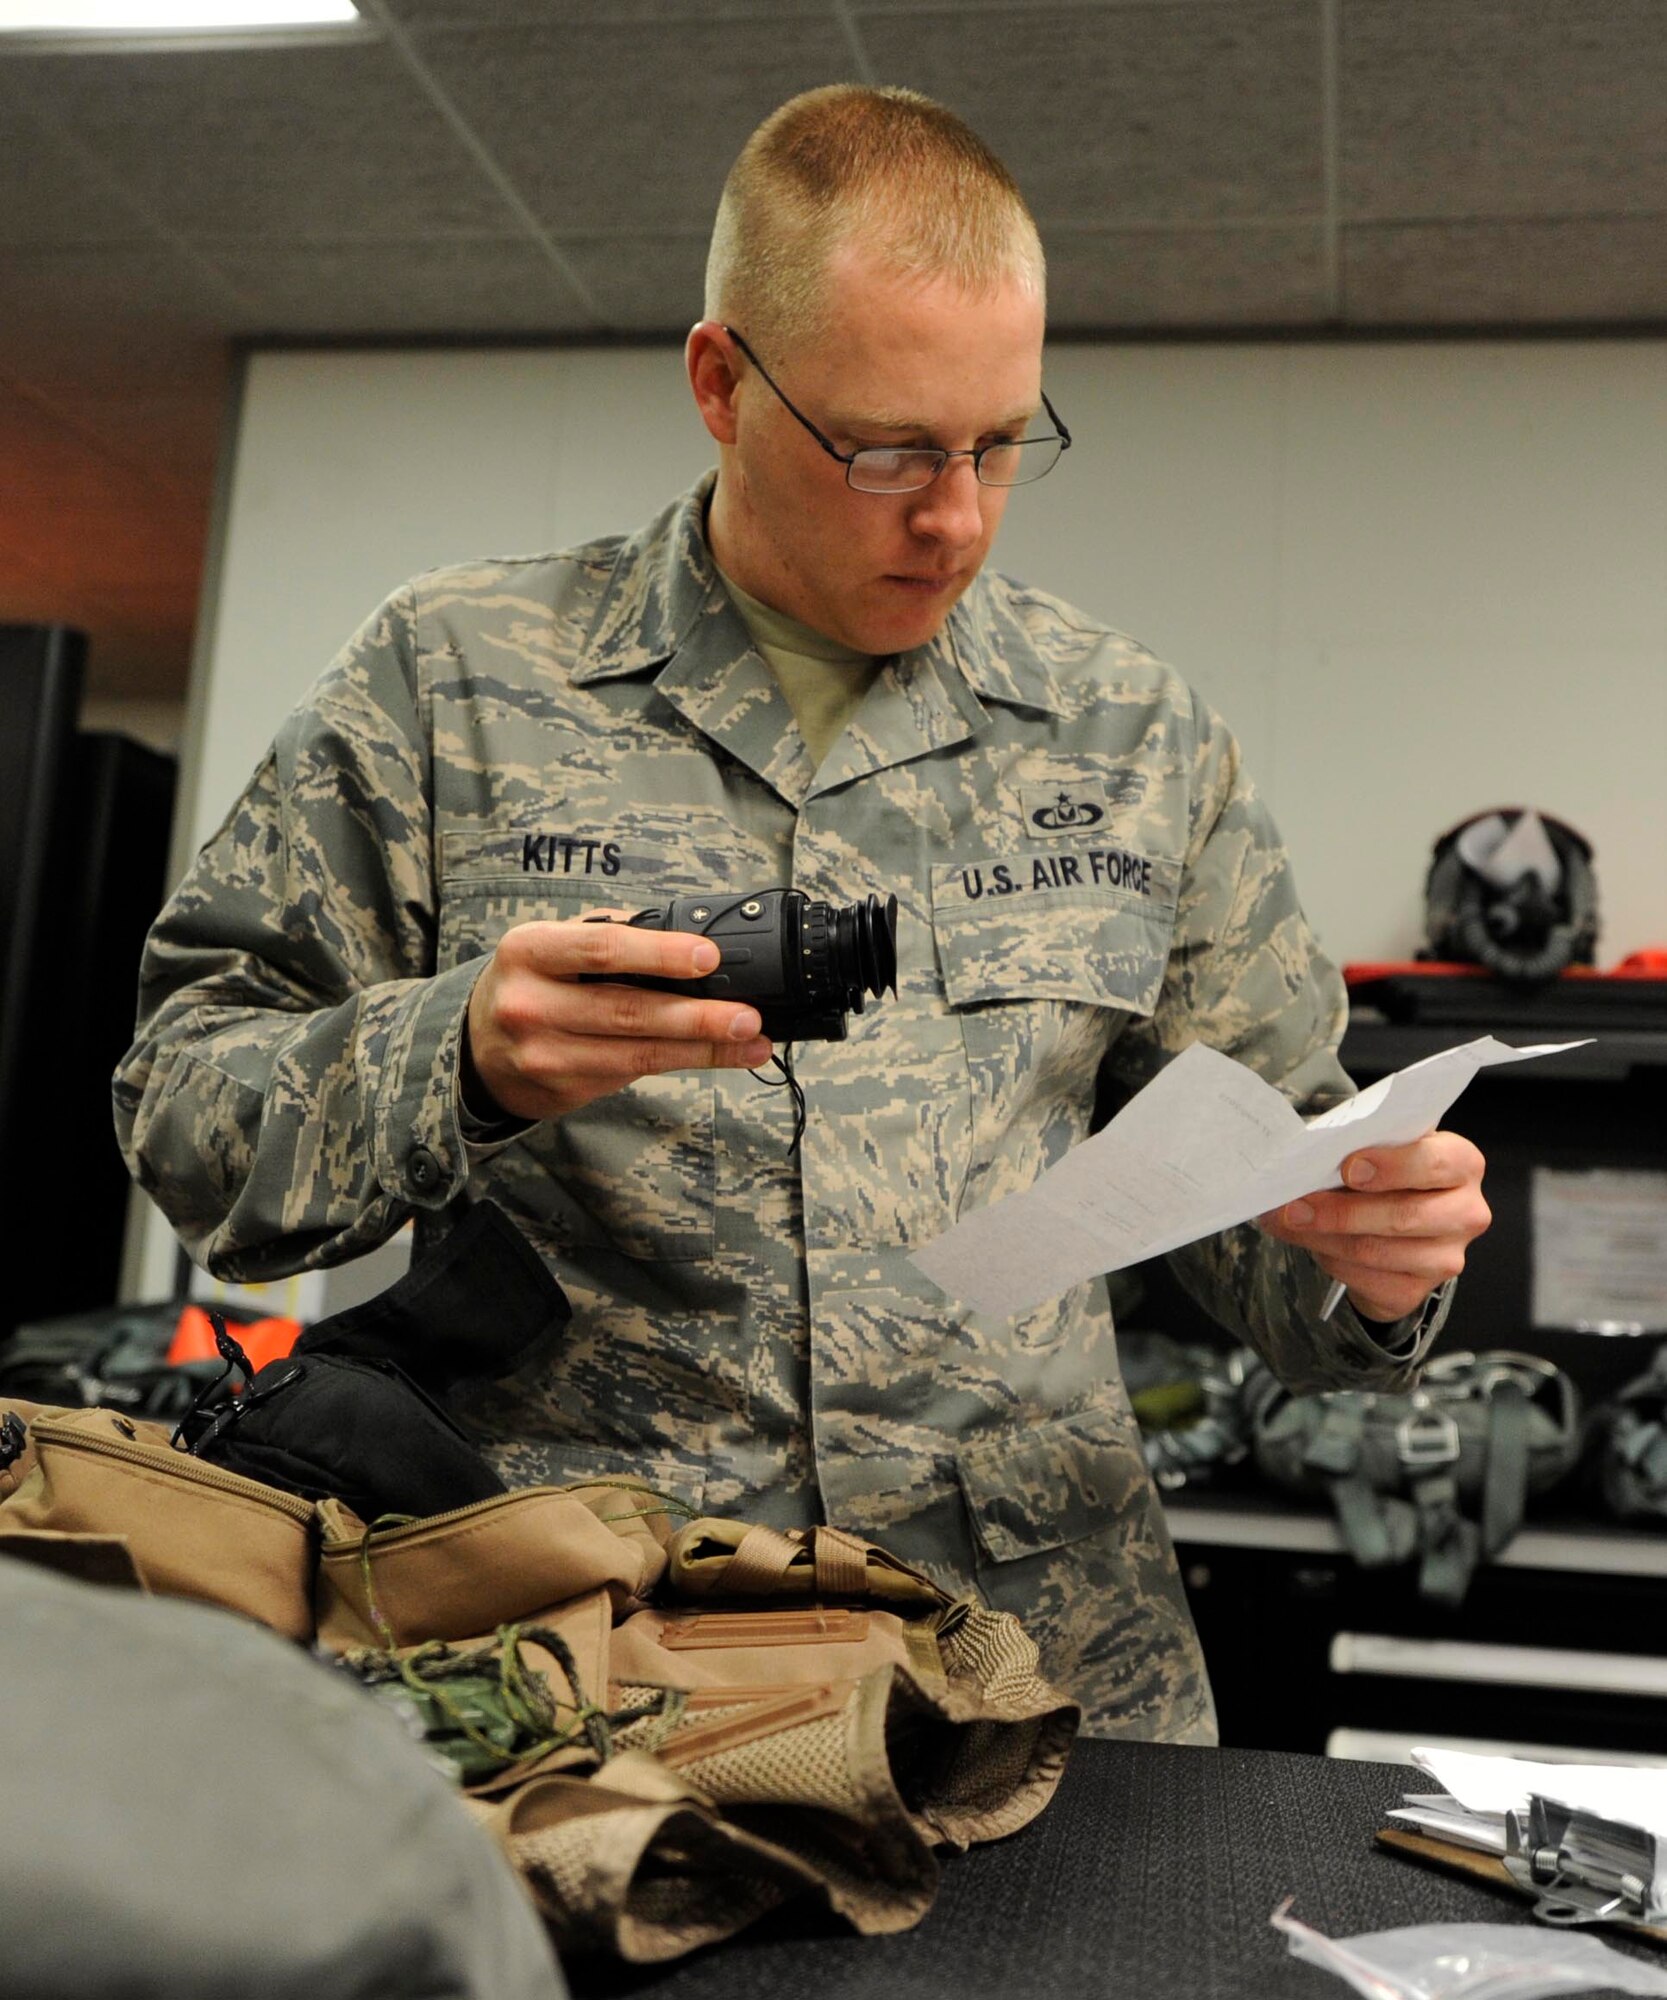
686, 321, 742, 446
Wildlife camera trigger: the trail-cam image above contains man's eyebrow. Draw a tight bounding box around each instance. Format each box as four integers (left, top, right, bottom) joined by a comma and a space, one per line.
829, 403, 1042, 438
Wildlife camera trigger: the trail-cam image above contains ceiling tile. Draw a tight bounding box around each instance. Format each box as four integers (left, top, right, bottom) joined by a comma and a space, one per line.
854, 2, 1324, 224
0, 576, 199, 696
0, 492, 205, 601
53, 384, 230, 488
410, 18, 855, 235
854, 0, 1210, 9
376, 0, 831, 20
0, 79, 133, 246
1341, 0, 1667, 219
554, 233, 711, 333
1344, 217, 1667, 324
8, 39, 517, 243
0, 246, 234, 393
0, 378, 210, 508
1045, 223, 1328, 328
200, 237, 600, 336
0, 378, 207, 700
850, 0, 1215, 14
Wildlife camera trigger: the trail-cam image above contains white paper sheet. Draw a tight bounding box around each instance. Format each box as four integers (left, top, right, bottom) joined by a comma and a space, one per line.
1396, 1747, 1667, 1915
910, 1035, 1587, 1319
1385, 1804, 1512, 1855
1412, 1746, 1667, 1834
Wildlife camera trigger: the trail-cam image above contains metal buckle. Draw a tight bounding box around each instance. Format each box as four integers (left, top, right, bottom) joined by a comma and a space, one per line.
1425, 1349, 1560, 1401
1396, 1397, 1460, 1469
1505, 1796, 1659, 1927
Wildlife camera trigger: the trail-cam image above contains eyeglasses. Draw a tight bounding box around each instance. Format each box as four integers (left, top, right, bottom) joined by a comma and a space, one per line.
723, 326, 1071, 495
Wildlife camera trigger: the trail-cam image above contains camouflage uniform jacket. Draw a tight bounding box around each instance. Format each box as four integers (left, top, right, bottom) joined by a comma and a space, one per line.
116, 476, 1448, 1742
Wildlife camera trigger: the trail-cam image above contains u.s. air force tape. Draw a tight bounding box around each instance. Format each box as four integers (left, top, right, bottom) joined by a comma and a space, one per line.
952, 846, 1161, 902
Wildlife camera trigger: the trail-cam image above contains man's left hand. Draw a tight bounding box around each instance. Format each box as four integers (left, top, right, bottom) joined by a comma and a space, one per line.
1259, 1131, 1491, 1326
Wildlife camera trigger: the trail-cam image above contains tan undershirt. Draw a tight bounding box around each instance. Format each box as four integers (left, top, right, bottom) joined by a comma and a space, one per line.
717, 566, 881, 773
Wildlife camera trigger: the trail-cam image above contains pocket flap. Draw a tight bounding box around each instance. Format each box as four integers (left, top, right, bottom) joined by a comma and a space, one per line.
931, 859, 1178, 1014
955, 1403, 1148, 1565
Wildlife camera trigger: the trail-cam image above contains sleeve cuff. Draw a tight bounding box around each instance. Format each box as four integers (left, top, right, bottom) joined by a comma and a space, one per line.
1344, 1276, 1455, 1368
456, 1015, 536, 1150
368, 960, 497, 1208
457, 1094, 536, 1153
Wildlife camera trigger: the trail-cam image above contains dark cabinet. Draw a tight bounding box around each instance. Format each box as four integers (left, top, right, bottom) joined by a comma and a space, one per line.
1168, 1496, 1667, 1758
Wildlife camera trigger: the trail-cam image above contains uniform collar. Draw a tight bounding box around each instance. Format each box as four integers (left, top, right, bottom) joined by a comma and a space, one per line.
571, 476, 723, 686
939, 572, 1071, 720
571, 479, 1069, 804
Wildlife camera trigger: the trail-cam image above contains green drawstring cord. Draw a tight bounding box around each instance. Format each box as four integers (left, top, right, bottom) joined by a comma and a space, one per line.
346, 1495, 696, 1775
348, 1623, 684, 1775
550, 1476, 701, 1530
358, 1513, 418, 1649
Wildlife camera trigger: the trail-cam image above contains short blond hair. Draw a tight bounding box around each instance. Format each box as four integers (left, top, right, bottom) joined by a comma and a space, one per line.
704, 85, 1045, 355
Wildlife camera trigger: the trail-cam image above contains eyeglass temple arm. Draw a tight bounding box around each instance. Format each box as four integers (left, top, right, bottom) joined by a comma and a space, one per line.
727, 321, 1070, 456
1040, 388, 1072, 449
721, 323, 852, 466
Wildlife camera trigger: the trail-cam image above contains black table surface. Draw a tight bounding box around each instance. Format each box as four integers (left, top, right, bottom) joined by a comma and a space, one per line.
568, 1739, 1664, 2000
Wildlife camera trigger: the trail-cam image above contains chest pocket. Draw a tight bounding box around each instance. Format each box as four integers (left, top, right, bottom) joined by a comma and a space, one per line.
437, 827, 649, 965
436, 828, 719, 1263
931, 855, 1180, 1212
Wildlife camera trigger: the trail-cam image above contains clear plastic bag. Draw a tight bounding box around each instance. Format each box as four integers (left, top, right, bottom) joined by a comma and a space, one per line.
1271, 1901, 1667, 2000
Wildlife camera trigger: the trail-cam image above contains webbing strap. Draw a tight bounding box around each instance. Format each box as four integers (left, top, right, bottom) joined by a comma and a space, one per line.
719, 1523, 803, 1595
1302, 1400, 1364, 1479
1621, 1423, 1667, 1494
1411, 1473, 1479, 1605
1315, 1401, 1410, 1570
1331, 1475, 1417, 1568
811, 1525, 870, 1597
1480, 1379, 1530, 1556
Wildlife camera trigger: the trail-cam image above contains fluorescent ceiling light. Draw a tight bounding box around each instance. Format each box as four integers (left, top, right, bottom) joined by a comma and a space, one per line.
0, 1, 361, 31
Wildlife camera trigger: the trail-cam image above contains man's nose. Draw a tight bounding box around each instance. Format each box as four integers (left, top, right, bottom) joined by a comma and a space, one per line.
906, 455, 985, 548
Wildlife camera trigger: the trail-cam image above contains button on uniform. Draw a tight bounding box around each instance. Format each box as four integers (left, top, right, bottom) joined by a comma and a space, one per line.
406, 1146, 443, 1194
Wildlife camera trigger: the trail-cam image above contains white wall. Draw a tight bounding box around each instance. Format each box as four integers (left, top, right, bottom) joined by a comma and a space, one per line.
130, 337, 1667, 1296
189, 340, 1667, 961
995, 342, 1667, 970
182, 347, 718, 858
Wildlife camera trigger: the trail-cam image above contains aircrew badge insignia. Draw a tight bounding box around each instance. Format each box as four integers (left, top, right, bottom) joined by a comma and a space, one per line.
1019, 781, 1113, 839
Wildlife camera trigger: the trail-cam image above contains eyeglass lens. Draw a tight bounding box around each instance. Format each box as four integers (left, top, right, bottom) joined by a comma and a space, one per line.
847, 436, 1065, 493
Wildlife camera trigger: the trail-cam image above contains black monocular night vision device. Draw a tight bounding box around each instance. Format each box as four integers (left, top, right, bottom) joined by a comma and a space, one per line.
594, 888, 898, 1044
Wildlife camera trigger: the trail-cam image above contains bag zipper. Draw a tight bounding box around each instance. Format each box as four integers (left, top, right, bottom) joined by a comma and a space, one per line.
320, 1484, 578, 1552
320, 1480, 679, 1555
31, 1415, 317, 1524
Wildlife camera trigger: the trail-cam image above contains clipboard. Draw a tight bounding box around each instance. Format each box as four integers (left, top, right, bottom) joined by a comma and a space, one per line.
1376, 1826, 1667, 1947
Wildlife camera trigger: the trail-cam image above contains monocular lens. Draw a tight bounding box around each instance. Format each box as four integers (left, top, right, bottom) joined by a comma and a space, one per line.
829, 893, 898, 1004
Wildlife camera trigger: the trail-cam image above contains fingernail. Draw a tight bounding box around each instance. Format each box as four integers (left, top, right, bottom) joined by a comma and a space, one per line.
1347, 1158, 1377, 1188
1286, 1200, 1314, 1226
728, 1010, 761, 1040
693, 942, 720, 973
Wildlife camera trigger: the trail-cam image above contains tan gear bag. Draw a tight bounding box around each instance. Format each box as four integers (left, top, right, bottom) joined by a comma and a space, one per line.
0, 1395, 1080, 1965
313, 1476, 675, 1649
332, 1510, 1079, 1963
0, 1404, 318, 1638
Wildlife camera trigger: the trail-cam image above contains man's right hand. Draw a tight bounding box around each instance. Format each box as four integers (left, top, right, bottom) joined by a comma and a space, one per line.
464, 914, 772, 1124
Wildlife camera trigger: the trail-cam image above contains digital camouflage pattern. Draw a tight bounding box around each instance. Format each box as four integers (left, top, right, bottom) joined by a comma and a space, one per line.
115, 476, 1449, 1741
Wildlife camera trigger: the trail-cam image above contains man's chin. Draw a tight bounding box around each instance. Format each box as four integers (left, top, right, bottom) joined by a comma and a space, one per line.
854, 585, 962, 656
